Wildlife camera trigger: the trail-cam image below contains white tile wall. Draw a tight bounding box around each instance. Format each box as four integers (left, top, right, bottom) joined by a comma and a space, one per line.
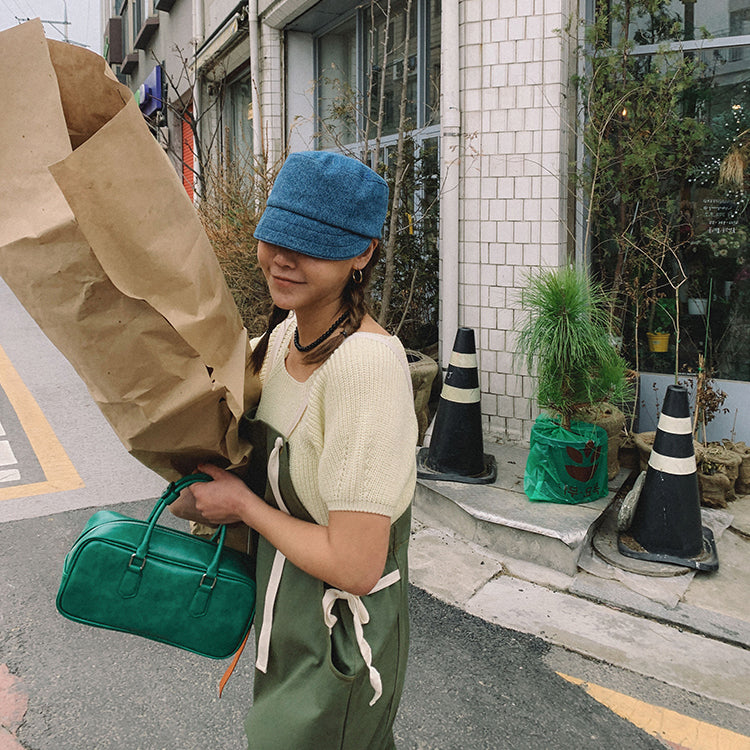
459, 1, 573, 441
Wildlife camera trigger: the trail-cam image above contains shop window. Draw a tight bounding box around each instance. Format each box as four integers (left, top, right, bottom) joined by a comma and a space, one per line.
317, 15, 358, 148
586, 2, 750, 382
133, 0, 142, 42
623, 0, 750, 42
121, 1, 129, 54
308, 0, 441, 350
683, 74, 750, 382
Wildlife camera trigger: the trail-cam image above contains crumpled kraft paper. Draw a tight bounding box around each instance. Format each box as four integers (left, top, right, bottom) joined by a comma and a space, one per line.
0, 20, 261, 481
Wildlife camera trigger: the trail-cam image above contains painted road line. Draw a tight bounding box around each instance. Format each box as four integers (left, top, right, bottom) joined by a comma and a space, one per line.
0, 469, 21, 483
0, 344, 83, 502
558, 673, 750, 750
0, 439, 17, 466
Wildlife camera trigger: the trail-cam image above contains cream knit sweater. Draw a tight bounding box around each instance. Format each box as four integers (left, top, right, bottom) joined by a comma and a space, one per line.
254, 316, 417, 526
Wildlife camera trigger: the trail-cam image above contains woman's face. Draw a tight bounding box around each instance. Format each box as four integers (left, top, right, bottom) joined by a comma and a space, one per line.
257, 240, 373, 316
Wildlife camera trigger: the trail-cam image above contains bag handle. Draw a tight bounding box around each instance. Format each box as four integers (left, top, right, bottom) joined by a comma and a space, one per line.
120, 474, 219, 601
146, 472, 213, 523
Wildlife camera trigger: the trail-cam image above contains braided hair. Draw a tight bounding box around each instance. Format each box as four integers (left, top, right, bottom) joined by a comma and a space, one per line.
249, 243, 381, 374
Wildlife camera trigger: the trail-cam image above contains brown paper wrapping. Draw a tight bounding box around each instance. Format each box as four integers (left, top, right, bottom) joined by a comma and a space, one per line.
0, 21, 261, 481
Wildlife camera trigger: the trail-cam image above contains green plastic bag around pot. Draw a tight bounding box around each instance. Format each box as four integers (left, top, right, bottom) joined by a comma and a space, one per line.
524, 415, 609, 504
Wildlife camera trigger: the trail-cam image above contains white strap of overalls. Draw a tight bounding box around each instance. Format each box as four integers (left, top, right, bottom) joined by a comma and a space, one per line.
321, 569, 401, 706
255, 436, 288, 674
255, 380, 312, 673
256, 315, 300, 675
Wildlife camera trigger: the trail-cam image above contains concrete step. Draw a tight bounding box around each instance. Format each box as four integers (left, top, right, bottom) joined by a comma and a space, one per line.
412, 438, 750, 654
413, 440, 627, 577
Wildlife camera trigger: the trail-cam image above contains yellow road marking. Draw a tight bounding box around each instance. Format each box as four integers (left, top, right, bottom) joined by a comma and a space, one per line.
0, 344, 83, 501
558, 673, 750, 750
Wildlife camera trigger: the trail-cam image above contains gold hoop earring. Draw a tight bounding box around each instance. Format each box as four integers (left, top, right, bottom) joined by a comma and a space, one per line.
352, 268, 364, 285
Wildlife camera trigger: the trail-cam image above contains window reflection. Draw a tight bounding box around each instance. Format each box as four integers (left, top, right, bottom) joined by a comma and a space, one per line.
316, 0, 440, 148
620, 0, 750, 42
317, 16, 358, 149
228, 74, 254, 168
685, 77, 750, 380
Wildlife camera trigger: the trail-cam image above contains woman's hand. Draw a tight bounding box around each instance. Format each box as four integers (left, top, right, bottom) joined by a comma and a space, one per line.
168, 465, 262, 526
172, 469, 392, 595
168, 485, 207, 523
188, 464, 260, 525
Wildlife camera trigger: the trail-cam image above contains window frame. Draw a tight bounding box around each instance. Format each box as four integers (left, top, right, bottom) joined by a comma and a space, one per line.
312, 0, 440, 152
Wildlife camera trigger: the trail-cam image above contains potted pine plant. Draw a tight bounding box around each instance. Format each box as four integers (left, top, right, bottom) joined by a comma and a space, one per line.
517, 267, 631, 503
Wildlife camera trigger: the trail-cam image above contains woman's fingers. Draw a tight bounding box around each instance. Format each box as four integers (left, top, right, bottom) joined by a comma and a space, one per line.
191, 465, 251, 524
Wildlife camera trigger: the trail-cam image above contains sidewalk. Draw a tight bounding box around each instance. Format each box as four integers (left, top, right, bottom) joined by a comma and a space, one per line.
409, 439, 750, 713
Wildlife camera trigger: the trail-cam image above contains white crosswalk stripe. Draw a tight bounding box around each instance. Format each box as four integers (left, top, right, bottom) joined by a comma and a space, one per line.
0, 468, 20, 483
0, 439, 18, 466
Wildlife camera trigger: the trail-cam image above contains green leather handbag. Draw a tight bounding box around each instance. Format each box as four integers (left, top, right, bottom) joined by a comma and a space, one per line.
56, 474, 256, 659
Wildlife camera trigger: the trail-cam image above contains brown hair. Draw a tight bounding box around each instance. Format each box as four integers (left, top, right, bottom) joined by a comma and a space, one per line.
249, 243, 381, 374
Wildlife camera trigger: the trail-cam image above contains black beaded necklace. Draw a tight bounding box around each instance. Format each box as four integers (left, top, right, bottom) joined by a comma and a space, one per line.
294, 312, 349, 353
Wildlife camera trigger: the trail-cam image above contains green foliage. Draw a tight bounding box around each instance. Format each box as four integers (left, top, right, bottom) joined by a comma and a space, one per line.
516, 267, 631, 429
650, 297, 675, 333
576, 0, 710, 335
198, 158, 277, 337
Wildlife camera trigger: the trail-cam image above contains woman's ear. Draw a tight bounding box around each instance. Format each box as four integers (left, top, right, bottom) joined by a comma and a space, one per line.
354, 239, 378, 270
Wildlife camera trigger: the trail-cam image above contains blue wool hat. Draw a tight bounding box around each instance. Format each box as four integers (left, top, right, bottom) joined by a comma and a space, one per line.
254, 151, 389, 260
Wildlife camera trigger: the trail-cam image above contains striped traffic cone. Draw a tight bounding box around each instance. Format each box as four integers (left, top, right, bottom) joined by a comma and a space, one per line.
618, 384, 718, 571
417, 328, 497, 484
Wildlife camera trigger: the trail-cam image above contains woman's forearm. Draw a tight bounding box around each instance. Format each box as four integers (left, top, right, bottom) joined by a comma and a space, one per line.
240, 500, 390, 595
188, 465, 391, 595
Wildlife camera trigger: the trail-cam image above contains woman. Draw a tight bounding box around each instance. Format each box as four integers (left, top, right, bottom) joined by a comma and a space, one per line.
173, 151, 417, 749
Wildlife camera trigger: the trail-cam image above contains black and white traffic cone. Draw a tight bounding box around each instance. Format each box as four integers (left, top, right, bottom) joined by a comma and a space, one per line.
417, 328, 497, 484
618, 384, 718, 571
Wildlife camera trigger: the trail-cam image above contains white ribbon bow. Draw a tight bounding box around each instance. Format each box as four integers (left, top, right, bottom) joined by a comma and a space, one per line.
323, 588, 381, 705
321, 568, 401, 706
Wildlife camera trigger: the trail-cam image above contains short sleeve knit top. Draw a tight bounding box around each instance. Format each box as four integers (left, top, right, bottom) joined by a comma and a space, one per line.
254, 315, 418, 526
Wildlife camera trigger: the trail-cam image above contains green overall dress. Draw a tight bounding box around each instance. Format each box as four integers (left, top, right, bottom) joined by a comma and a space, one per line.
240, 414, 411, 749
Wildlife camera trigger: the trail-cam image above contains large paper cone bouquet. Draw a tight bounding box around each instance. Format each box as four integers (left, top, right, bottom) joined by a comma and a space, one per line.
0, 21, 261, 480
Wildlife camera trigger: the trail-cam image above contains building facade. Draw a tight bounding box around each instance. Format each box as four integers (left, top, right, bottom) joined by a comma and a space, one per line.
103, 0, 750, 444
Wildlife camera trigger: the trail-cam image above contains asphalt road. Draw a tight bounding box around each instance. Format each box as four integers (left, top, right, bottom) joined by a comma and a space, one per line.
0, 499, 666, 750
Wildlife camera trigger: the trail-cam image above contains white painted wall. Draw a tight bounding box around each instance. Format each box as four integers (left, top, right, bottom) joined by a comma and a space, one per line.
639, 373, 750, 444
204, 0, 240, 35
